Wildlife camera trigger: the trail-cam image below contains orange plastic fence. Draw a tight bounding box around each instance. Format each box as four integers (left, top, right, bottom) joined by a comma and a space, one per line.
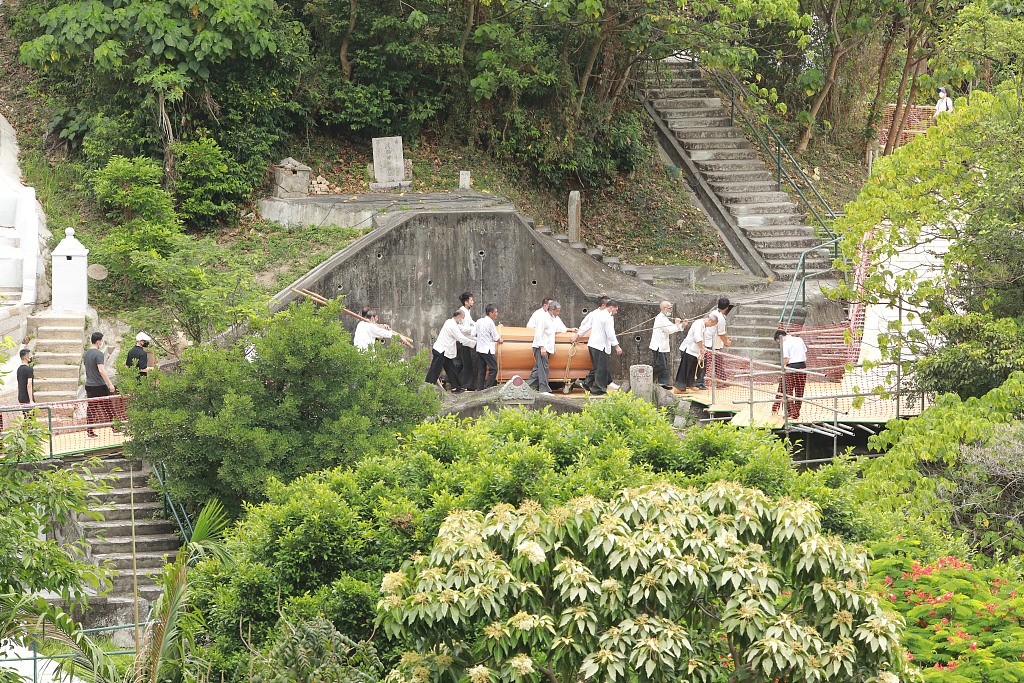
878, 104, 936, 150
0, 395, 130, 458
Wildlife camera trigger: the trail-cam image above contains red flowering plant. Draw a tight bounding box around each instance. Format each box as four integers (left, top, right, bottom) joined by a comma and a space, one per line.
871, 552, 1024, 681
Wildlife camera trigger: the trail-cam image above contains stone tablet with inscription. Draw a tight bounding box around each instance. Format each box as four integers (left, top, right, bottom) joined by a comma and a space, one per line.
371, 136, 406, 184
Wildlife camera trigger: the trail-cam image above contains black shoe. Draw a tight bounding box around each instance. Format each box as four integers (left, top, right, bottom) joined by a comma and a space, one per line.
590, 390, 606, 396
661, 384, 672, 390
452, 387, 467, 393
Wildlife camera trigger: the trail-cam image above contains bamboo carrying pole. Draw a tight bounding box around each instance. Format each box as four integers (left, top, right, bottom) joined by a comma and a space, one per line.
293, 288, 414, 347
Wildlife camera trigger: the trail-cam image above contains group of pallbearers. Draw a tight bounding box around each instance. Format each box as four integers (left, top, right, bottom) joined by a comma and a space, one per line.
421, 293, 624, 395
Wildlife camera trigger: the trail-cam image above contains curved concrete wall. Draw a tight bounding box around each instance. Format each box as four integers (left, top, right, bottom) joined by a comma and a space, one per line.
275, 209, 714, 380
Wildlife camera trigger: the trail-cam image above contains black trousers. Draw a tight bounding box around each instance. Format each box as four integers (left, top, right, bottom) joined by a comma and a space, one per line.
590, 347, 611, 393
426, 349, 462, 390
652, 350, 670, 386
456, 344, 476, 388
476, 351, 498, 390
85, 384, 113, 435
674, 353, 701, 390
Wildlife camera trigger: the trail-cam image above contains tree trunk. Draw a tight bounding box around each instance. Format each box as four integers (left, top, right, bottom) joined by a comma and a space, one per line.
892, 57, 925, 145
340, 0, 358, 81
575, 31, 606, 119
796, 44, 848, 152
864, 21, 897, 145
883, 31, 918, 155
458, 0, 477, 66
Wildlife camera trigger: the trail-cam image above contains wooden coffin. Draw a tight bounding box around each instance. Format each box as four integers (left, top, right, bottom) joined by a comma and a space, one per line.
494, 325, 593, 382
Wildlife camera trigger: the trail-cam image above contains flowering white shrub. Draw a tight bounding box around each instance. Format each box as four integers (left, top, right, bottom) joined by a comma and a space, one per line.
378, 481, 911, 683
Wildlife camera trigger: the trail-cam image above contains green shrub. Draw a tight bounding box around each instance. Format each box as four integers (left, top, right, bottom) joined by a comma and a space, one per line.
171, 135, 250, 230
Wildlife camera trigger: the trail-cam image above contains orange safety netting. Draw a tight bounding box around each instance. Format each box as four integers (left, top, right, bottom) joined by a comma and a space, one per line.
0, 395, 129, 459
878, 104, 936, 150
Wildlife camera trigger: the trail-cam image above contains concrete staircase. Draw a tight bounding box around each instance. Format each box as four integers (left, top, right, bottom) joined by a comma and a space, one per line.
726, 300, 807, 365
78, 456, 181, 630
28, 311, 88, 402
645, 61, 833, 280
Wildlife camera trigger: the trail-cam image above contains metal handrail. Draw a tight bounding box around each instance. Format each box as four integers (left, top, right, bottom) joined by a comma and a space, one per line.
151, 460, 193, 542
777, 237, 842, 326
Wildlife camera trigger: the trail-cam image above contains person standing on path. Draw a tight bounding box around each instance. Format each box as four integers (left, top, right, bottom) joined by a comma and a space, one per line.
699, 297, 732, 389
425, 310, 476, 392
474, 304, 503, 390
649, 301, 683, 388
576, 296, 610, 389
675, 315, 715, 392
126, 332, 152, 375
17, 349, 34, 406
577, 301, 622, 395
456, 292, 477, 389
771, 329, 809, 419
84, 332, 117, 438
528, 301, 572, 394
935, 87, 954, 117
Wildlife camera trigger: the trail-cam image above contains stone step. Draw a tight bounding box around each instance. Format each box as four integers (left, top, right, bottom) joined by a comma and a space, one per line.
771, 259, 835, 275
569, 241, 587, 252
728, 335, 779, 350
603, 257, 620, 270
82, 518, 177, 538
90, 533, 181, 555
91, 500, 165, 522
671, 127, 740, 140
37, 326, 86, 342
74, 456, 141, 474
648, 88, 716, 98
585, 248, 604, 261
688, 149, 760, 161
33, 390, 80, 403
702, 169, 773, 183
708, 181, 780, 194
748, 235, 825, 250
32, 351, 81, 366
726, 202, 799, 216
729, 324, 783, 338
667, 117, 732, 129
743, 225, 819, 238
654, 97, 723, 109
32, 377, 79, 394
28, 314, 87, 336
661, 107, 728, 120
86, 469, 154, 490
102, 552, 173, 571
92, 487, 161, 506
30, 363, 81, 379
735, 213, 807, 227
718, 191, 793, 205
33, 338, 84, 354
694, 159, 767, 172
620, 264, 638, 276
677, 137, 751, 150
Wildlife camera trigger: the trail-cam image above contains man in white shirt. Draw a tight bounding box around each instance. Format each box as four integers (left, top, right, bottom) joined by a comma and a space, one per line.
353, 310, 395, 351
649, 300, 683, 388
674, 315, 716, 392
425, 309, 476, 392
576, 295, 609, 389
528, 300, 573, 394
474, 304, 503, 390
771, 329, 809, 419
456, 292, 477, 389
526, 298, 553, 329
577, 301, 622, 395
699, 297, 732, 389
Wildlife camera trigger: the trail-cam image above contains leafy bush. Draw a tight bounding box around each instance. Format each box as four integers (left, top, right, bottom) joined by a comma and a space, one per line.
913, 313, 1024, 399
171, 135, 250, 231
251, 617, 384, 683
871, 552, 1024, 681
125, 301, 439, 513
380, 481, 913, 683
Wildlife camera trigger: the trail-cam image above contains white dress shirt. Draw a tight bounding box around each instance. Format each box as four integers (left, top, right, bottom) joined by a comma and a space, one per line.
433, 318, 476, 358
682, 319, 708, 357
782, 335, 808, 365
579, 307, 603, 333
532, 313, 568, 353
649, 313, 681, 353
458, 306, 476, 336
585, 309, 618, 354
704, 308, 727, 348
353, 321, 394, 351
474, 316, 501, 354
526, 307, 546, 329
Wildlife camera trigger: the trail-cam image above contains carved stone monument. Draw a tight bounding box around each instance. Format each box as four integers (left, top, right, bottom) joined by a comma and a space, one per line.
272, 158, 312, 198
568, 191, 581, 242
459, 171, 472, 189
499, 375, 536, 405
370, 136, 412, 190
51, 228, 89, 312
629, 364, 655, 404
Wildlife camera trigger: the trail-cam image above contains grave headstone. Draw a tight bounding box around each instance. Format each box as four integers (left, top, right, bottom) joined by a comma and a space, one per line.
459, 171, 472, 189
629, 364, 655, 404
272, 158, 312, 198
499, 375, 536, 404
52, 228, 89, 312
568, 191, 581, 242
370, 136, 412, 190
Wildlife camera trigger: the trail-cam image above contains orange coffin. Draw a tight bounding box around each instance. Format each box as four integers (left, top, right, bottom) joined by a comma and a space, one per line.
494, 325, 593, 383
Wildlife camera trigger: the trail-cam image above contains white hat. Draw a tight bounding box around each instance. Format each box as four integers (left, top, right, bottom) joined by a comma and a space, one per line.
136, 332, 153, 342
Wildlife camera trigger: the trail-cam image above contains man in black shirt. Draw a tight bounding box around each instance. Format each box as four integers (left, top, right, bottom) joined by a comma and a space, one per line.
126, 332, 152, 375
16, 349, 34, 405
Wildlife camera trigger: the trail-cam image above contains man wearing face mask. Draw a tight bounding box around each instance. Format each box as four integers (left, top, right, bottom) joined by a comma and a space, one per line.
126, 332, 153, 376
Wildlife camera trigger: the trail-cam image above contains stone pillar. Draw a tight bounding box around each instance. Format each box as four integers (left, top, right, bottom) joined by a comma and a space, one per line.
271, 157, 312, 198
567, 191, 581, 242
51, 227, 89, 312
459, 171, 472, 189
629, 364, 655, 404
